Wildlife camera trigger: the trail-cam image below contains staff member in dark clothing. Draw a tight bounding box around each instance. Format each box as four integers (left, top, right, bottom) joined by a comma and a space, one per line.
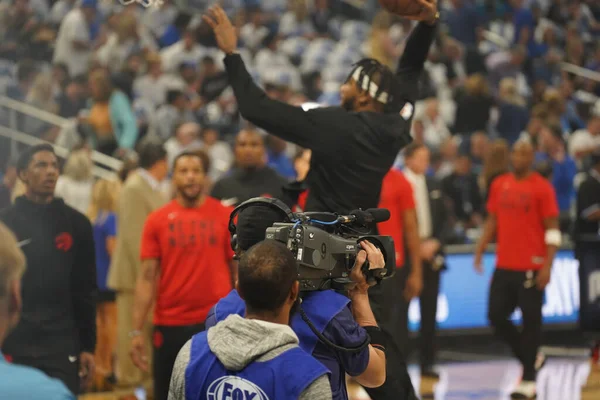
210, 129, 288, 206
0, 144, 97, 394
574, 151, 600, 334
203, 2, 439, 213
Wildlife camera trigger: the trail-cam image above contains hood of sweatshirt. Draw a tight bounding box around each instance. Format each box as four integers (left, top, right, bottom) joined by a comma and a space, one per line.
207, 314, 298, 371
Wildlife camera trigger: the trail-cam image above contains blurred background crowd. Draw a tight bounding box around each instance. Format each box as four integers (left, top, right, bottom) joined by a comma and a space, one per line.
1, 0, 599, 245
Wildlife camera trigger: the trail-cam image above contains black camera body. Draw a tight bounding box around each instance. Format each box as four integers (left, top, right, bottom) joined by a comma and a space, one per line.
265, 210, 396, 291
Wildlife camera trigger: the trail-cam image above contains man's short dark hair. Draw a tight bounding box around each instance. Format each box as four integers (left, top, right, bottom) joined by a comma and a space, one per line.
404, 142, 427, 159
237, 240, 298, 314
172, 150, 211, 174
166, 90, 185, 104
236, 205, 290, 252
138, 143, 167, 170
17, 144, 55, 174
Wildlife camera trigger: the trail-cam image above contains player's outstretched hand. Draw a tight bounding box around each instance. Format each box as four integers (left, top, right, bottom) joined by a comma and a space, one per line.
404, 0, 439, 25
202, 5, 237, 55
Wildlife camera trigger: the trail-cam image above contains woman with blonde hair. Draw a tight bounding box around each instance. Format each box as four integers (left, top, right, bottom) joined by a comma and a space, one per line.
24, 72, 60, 142
88, 178, 121, 391
55, 149, 95, 214
366, 10, 399, 70
453, 74, 494, 134
480, 139, 510, 200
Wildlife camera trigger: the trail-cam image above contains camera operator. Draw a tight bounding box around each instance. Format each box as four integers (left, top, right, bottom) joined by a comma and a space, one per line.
204, 200, 387, 399
169, 240, 332, 400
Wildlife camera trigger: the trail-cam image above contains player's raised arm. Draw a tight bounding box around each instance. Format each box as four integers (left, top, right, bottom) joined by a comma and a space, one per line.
393, 0, 439, 105
202, 6, 342, 153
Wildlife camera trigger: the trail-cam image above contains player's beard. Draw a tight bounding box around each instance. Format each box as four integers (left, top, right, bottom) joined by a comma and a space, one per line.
342, 95, 356, 111
178, 185, 202, 203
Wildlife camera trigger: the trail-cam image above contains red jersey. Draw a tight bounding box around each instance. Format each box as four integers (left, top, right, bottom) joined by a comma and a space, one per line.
377, 169, 415, 268
487, 172, 558, 271
140, 198, 234, 326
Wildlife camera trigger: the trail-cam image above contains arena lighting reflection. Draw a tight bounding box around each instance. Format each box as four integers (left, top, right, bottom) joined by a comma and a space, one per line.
407, 251, 579, 331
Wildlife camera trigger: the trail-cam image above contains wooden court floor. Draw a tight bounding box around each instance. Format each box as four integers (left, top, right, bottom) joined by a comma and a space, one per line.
81, 358, 600, 400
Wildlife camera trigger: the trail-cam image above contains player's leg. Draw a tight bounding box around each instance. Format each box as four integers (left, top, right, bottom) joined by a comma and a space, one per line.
419, 265, 440, 375
488, 268, 522, 362
517, 272, 544, 382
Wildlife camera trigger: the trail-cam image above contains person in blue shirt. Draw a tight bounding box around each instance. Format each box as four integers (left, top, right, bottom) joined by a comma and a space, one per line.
0, 221, 75, 400
203, 198, 399, 400
88, 179, 120, 389
168, 240, 332, 399
535, 124, 578, 217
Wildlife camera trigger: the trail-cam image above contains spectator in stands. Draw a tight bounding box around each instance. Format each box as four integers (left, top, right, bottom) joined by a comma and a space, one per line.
133, 53, 172, 109
240, 7, 270, 53
569, 113, 600, 168
444, 0, 481, 47
0, 163, 17, 210
442, 153, 483, 229
311, 0, 334, 36
211, 129, 288, 206
294, 148, 311, 182
5, 59, 38, 102
486, 46, 527, 91
559, 80, 586, 131
23, 72, 59, 141
434, 137, 459, 179
164, 122, 203, 173
453, 74, 493, 135
55, 149, 94, 215
421, 98, 451, 150
88, 179, 120, 391
0, 221, 75, 400
496, 77, 529, 145
536, 124, 577, 218
52, 0, 97, 77
0, 0, 39, 61
266, 135, 296, 181
160, 28, 205, 74
367, 11, 400, 70
57, 76, 88, 119
440, 38, 467, 88
196, 55, 230, 105
108, 143, 168, 389
199, 125, 233, 183
481, 139, 510, 200
150, 90, 195, 143
86, 69, 138, 157
49, 0, 77, 26
279, 0, 316, 39
519, 104, 549, 148
469, 131, 489, 173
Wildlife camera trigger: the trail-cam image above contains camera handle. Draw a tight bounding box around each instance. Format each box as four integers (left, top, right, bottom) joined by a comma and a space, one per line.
298, 305, 371, 353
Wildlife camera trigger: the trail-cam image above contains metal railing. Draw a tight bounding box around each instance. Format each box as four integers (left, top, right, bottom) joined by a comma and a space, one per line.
0, 94, 123, 172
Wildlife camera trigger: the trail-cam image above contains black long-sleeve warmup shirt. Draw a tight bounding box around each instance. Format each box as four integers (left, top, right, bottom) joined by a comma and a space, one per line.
224, 22, 437, 213
0, 196, 97, 358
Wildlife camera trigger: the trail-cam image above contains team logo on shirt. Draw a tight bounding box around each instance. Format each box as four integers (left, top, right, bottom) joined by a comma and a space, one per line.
207, 376, 270, 400
55, 232, 73, 252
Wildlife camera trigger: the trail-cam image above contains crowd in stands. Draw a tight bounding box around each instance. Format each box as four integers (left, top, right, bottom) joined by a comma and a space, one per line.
0, 0, 599, 243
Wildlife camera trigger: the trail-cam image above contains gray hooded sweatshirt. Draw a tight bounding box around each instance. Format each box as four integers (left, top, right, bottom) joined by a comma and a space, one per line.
168, 314, 332, 400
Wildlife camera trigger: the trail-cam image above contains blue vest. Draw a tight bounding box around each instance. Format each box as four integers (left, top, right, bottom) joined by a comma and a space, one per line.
185, 331, 328, 400
206, 290, 350, 355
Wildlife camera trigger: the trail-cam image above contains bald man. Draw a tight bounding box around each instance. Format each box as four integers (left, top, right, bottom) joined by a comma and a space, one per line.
210, 129, 288, 206
475, 140, 560, 399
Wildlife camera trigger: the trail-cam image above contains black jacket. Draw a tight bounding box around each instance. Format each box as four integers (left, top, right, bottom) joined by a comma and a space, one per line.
0, 196, 96, 357
210, 167, 288, 207
224, 22, 437, 213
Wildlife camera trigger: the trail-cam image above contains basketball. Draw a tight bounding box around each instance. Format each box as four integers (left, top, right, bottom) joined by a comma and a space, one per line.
378, 0, 423, 17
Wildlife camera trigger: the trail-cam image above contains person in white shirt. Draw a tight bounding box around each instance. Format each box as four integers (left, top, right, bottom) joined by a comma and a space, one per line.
420, 98, 451, 150
569, 114, 600, 168
53, 0, 97, 77
240, 7, 270, 53
48, 0, 76, 26
133, 53, 178, 109
160, 29, 207, 74
164, 122, 203, 172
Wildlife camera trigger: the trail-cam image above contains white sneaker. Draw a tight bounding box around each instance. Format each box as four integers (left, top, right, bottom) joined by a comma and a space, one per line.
511, 380, 537, 399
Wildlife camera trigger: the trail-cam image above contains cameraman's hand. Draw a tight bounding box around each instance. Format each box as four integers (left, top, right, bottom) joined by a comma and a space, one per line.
349, 241, 384, 295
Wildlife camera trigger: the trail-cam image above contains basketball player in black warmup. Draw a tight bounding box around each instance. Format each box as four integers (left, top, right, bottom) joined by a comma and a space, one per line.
205, 3, 439, 399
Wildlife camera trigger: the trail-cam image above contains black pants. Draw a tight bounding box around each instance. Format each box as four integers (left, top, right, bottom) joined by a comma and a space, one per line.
153, 323, 204, 400
488, 268, 544, 381
419, 264, 441, 370
12, 353, 80, 395
364, 267, 418, 400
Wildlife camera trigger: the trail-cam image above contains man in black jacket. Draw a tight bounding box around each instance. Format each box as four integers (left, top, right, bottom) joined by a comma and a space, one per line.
0, 144, 96, 394
203, 2, 439, 214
